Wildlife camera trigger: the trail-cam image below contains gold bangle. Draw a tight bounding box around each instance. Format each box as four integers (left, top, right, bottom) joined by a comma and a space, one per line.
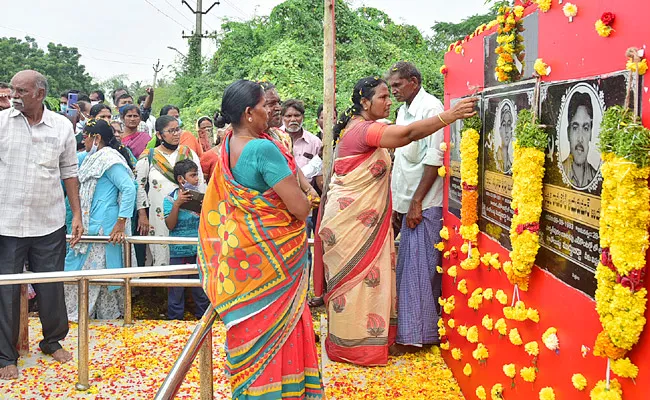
438, 113, 449, 126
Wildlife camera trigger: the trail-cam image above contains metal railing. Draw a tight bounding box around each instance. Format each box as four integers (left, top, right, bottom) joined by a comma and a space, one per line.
11, 235, 318, 398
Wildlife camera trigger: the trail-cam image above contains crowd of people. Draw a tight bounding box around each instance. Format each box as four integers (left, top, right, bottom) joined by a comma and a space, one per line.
0, 63, 477, 399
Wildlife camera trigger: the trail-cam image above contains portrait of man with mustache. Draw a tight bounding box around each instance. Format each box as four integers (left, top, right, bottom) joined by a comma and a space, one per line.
562, 91, 597, 188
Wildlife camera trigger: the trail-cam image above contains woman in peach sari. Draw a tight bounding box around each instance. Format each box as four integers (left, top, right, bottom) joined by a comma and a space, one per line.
316, 77, 476, 366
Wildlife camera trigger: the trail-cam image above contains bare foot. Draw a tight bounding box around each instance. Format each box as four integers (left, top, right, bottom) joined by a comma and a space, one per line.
0, 365, 18, 380
51, 349, 73, 364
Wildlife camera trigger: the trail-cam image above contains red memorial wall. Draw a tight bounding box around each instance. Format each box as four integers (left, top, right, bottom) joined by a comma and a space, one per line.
441, 1, 650, 399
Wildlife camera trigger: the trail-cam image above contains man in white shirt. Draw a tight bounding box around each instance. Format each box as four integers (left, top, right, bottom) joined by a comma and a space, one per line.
0, 70, 82, 379
387, 61, 445, 354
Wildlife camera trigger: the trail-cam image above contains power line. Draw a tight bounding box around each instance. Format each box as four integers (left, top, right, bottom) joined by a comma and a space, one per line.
0, 24, 158, 62
221, 0, 250, 20
143, 0, 192, 31
164, 0, 195, 25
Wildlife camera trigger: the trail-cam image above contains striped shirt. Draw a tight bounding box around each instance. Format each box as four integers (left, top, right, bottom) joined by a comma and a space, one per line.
0, 107, 78, 237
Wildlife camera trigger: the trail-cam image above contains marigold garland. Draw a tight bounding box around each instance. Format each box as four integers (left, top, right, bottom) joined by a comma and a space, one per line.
534, 0, 551, 12
508, 109, 548, 291
495, 5, 525, 82
590, 379, 622, 400
460, 115, 481, 243
594, 105, 649, 376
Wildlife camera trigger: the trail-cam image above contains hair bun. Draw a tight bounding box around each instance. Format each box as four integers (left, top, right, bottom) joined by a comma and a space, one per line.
215, 112, 230, 128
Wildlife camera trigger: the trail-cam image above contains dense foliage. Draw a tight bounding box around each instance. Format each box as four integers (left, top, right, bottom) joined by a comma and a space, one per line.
0, 36, 94, 98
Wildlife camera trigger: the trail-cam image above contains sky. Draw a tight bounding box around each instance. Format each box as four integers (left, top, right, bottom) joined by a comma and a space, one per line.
0, 0, 490, 85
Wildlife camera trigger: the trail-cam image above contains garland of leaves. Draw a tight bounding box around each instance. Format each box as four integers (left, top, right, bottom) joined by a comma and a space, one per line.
505, 109, 547, 291
495, 5, 526, 83
592, 104, 650, 399
459, 115, 482, 251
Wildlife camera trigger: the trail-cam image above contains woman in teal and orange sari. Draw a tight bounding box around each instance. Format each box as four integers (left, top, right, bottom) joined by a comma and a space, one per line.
315, 77, 477, 366
198, 80, 323, 399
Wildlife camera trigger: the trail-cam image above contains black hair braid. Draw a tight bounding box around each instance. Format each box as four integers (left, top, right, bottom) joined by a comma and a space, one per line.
333, 76, 386, 143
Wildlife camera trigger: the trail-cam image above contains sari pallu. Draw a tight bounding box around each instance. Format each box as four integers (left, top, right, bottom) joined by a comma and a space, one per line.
198, 132, 322, 400
319, 131, 397, 367
122, 130, 150, 159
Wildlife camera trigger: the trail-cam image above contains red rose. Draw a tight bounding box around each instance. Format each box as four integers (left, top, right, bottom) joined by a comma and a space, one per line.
441, 66, 449, 75
601, 12, 615, 26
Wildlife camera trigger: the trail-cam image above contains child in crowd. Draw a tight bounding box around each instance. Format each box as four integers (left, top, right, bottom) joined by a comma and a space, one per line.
163, 159, 211, 320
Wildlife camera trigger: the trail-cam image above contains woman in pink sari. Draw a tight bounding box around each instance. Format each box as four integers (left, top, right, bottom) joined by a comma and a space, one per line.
120, 104, 151, 158
316, 76, 476, 366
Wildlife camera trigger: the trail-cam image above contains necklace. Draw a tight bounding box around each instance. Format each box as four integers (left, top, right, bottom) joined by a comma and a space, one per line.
233, 134, 260, 140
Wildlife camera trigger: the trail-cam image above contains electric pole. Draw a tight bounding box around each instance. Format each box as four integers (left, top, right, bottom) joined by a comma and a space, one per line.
181, 0, 220, 57
152, 59, 163, 89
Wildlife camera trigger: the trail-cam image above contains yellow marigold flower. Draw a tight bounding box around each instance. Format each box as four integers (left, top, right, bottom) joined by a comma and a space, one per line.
458, 325, 468, 337
463, 363, 472, 376
434, 242, 445, 251
444, 301, 455, 314
534, 58, 550, 76
527, 308, 540, 323
539, 387, 555, 400
542, 327, 559, 351
438, 318, 445, 328
509, 328, 523, 346
525, 341, 539, 357
440, 341, 450, 350
455, 45, 463, 54
590, 379, 622, 400
452, 348, 463, 360
448, 318, 455, 329
483, 288, 494, 300
476, 386, 487, 400
482, 315, 494, 331
611, 357, 639, 379
626, 59, 648, 75
595, 19, 613, 37
447, 265, 457, 278
520, 366, 537, 382
443, 250, 451, 258
438, 165, 447, 178
513, 5, 524, 18
438, 325, 447, 338
457, 279, 468, 295
439, 142, 448, 151
571, 373, 587, 391
563, 3, 578, 18
472, 343, 489, 361
503, 363, 516, 378
461, 242, 469, 254
490, 383, 504, 399
468, 294, 482, 310
467, 325, 479, 343
535, 0, 551, 12
495, 289, 508, 305
439, 226, 450, 240
486, 19, 498, 29
495, 318, 508, 335
435, 266, 443, 274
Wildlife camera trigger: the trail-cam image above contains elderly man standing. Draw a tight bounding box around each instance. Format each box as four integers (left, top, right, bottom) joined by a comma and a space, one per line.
387, 61, 446, 355
0, 70, 83, 379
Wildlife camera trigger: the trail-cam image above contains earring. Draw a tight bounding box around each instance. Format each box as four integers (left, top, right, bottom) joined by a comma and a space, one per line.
248, 117, 253, 122
364, 107, 368, 111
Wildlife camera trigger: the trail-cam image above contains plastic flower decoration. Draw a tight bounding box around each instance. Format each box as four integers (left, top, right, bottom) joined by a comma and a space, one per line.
539, 387, 555, 400
571, 373, 587, 391
520, 366, 537, 383
534, 58, 551, 76
452, 348, 463, 360
563, 3, 577, 22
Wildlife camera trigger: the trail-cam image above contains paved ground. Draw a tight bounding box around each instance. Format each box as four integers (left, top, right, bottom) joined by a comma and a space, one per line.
0, 317, 464, 399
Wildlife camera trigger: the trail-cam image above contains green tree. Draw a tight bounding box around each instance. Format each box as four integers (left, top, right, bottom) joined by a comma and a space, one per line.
0, 36, 94, 97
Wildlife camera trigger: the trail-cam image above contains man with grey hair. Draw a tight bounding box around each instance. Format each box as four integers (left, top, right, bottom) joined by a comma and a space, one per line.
0, 70, 82, 379
387, 61, 446, 355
